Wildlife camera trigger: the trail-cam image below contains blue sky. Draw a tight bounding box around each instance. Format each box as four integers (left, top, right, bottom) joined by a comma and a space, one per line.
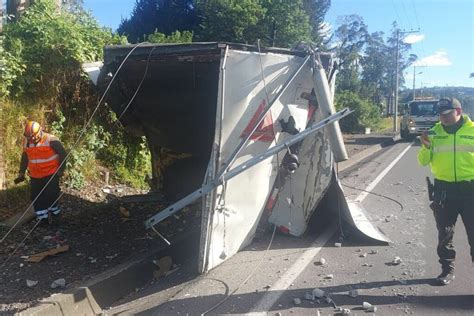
83, 0, 474, 88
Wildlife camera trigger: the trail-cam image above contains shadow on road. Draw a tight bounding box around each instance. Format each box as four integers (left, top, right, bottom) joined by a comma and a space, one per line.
125, 277, 473, 315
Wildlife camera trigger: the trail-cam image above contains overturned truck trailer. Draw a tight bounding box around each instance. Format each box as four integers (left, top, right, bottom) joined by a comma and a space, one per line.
98, 42, 389, 273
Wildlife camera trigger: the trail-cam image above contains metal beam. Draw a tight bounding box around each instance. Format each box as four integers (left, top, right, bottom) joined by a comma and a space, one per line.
145, 108, 352, 229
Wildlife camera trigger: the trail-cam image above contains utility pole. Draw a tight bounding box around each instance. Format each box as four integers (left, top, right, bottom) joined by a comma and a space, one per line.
393, 29, 419, 133
413, 66, 416, 100
393, 29, 400, 133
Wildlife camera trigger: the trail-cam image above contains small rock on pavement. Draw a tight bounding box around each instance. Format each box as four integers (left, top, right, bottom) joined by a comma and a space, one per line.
363, 301, 377, 312
338, 308, 351, 315
314, 258, 326, 265
391, 256, 402, 265
293, 298, 301, 305
304, 292, 314, 301
26, 279, 38, 288
51, 278, 66, 289
348, 289, 359, 297
312, 288, 325, 298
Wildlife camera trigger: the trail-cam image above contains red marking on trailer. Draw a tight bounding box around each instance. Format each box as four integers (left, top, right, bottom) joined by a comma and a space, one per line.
241, 100, 275, 142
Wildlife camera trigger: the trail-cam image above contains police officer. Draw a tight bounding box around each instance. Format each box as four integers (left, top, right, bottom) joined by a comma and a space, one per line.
15, 121, 67, 224
418, 97, 474, 285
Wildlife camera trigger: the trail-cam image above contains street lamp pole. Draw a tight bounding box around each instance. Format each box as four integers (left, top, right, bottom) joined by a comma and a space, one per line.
393, 29, 419, 133
412, 66, 423, 100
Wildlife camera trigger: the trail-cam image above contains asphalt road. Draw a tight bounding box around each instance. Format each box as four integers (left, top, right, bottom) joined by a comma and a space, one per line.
106, 141, 473, 316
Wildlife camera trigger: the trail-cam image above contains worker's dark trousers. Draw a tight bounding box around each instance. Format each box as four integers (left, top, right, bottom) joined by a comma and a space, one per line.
431, 180, 474, 272
30, 174, 61, 220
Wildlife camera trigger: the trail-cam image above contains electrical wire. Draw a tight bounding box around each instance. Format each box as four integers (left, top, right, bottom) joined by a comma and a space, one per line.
201, 40, 287, 315
1, 218, 42, 267
341, 183, 404, 212
118, 46, 156, 120
201, 224, 277, 315
0, 42, 148, 244
399, 0, 414, 31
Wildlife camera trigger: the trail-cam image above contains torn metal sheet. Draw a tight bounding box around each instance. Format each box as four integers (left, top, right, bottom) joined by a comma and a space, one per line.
333, 174, 391, 244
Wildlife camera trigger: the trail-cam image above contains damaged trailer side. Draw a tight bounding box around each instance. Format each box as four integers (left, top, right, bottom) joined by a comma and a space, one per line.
98, 42, 389, 274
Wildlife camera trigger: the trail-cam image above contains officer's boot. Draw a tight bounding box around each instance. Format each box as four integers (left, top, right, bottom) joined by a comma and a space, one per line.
436, 263, 455, 285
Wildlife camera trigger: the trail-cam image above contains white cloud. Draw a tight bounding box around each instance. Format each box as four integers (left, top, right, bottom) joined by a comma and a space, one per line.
403, 34, 425, 44
414, 51, 452, 67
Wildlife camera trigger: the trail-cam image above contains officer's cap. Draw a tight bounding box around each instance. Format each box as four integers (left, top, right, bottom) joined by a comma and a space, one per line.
437, 97, 462, 115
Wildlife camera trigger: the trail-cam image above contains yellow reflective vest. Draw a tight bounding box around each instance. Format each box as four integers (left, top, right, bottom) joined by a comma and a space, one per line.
418, 115, 474, 182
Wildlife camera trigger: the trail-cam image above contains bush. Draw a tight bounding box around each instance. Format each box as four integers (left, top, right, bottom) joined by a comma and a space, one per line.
335, 91, 381, 133
0, 1, 151, 191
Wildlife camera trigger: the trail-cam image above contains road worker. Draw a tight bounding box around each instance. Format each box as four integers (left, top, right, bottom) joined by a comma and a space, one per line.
15, 121, 67, 224
418, 97, 474, 285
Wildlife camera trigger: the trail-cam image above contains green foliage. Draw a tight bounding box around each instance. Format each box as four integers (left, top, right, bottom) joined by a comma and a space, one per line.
119, 0, 318, 48
335, 91, 381, 133
1, 1, 151, 193
98, 130, 151, 189
148, 30, 193, 43
0, 35, 24, 98
195, 0, 264, 43
118, 0, 199, 43
258, 0, 312, 47
194, 0, 312, 47
2, 0, 126, 98
63, 124, 109, 189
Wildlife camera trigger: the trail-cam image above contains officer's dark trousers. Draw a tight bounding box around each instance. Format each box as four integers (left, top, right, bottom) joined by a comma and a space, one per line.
30, 174, 61, 220
431, 180, 474, 272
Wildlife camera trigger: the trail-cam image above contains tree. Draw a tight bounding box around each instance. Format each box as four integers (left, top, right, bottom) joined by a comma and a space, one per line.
360, 31, 389, 104
118, 0, 199, 43
194, 0, 264, 43
303, 0, 331, 47
2, 0, 126, 98
256, 0, 312, 47
332, 15, 368, 92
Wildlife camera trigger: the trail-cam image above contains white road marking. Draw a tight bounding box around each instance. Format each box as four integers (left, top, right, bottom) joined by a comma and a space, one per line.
248, 225, 335, 314
249, 142, 414, 314
355, 142, 413, 203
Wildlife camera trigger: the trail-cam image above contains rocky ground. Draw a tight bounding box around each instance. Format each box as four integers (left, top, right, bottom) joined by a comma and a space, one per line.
0, 183, 201, 313
0, 134, 392, 313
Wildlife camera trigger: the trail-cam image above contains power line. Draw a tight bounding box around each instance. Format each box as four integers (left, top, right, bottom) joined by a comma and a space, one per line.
390, 0, 404, 28
410, 0, 421, 29
399, 0, 414, 31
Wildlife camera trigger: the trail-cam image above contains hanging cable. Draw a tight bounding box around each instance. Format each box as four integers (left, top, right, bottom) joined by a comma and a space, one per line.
201, 40, 291, 314
1, 219, 42, 267
0, 42, 148, 244
118, 46, 156, 120
341, 183, 404, 212
201, 224, 277, 315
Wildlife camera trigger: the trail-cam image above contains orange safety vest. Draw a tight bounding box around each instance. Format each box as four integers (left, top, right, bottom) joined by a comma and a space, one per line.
23, 132, 61, 179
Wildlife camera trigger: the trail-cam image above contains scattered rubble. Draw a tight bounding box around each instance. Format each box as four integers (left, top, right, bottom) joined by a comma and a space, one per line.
363, 301, 377, 312
293, 298, 301, 305
50, 278, 66, 289
388, 256, 402, 266
312, 288, 325, 299
314, 258, 327, 266
348, 289, 359, 298
26, 280, 38, 288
